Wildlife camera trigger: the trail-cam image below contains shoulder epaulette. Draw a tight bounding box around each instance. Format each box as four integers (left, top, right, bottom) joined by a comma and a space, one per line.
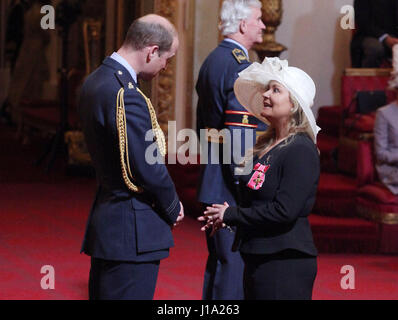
114, 69, 137, 91
232, 48, 249, 64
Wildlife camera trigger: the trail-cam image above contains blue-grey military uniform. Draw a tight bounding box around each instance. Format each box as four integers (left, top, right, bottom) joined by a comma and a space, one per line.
78, 56, 181, 300
196, 40, 267, 300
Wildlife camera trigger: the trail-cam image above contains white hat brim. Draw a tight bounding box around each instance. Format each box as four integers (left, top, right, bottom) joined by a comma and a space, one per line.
233, 78, 270, 125
234, 61, 321, 141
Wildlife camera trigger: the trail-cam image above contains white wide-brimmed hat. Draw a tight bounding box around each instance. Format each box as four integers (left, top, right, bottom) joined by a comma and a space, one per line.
233, 57, 321, 140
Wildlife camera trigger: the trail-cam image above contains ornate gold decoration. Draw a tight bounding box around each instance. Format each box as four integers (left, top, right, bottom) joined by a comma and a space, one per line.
64, 131, 91, 165
116, 88, 143, 193
232, 48, 249, 63
83, 19, 103, 76
345, 68, 393, 77
153, 0, 178, 137
254, 0, 287, 60
136, 87, 167, 157
357, 204, 398, 225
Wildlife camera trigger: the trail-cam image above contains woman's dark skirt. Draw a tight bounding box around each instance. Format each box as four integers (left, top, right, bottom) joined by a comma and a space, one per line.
241, 249, 317, 300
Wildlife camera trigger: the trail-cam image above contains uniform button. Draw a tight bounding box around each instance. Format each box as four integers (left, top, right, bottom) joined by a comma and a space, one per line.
118, 70, 123, 75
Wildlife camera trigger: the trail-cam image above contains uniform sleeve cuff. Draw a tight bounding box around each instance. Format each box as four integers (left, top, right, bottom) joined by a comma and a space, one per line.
380, 33, 389, 42
224, 206, 239, 226
166, 196, 180, 224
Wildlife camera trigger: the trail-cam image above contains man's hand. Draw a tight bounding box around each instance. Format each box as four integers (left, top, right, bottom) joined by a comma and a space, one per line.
173, 201, 184, 228
384, 35, 398, 48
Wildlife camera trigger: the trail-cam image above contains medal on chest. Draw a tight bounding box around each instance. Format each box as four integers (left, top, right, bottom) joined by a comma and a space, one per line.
247, 161, 270, 190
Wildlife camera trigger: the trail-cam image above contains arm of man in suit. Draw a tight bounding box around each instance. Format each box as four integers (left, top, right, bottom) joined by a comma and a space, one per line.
122, 90, 182, 225
374, 110, 398, 164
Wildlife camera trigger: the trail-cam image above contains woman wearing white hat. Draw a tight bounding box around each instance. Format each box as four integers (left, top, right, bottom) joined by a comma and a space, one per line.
199, 57, 321, 300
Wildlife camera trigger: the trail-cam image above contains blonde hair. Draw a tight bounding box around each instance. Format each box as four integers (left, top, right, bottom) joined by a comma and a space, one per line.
247, 94, 315, 160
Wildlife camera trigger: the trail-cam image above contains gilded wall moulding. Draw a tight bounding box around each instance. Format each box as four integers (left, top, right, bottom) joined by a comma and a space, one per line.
153, 0, 178, 136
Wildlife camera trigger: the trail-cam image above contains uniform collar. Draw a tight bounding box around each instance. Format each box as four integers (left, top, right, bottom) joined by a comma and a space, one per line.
110, 52, 138, 83
102, 56, 138, 89
223, 38, 249, 58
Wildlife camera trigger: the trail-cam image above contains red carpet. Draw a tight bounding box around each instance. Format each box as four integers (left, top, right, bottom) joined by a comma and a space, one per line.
1, 124, 398, 300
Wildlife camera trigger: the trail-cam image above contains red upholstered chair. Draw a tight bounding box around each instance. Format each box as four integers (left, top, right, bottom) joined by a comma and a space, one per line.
342, 89, 396, 140
317, 104, 342, 138
315, 137, 368, 218
340, 69, 397, 140
308, 214, 379, 253
355, 140, 398, 253
317, 68, 394, 139
316, 131, 339, 173
343, 113, 377, 137
316, 68, 394, 174
340, 70, 392, 114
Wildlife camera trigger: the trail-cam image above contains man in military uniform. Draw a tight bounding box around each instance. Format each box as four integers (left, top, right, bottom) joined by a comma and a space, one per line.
196, 0, 267, 300
78, 14, 184, 300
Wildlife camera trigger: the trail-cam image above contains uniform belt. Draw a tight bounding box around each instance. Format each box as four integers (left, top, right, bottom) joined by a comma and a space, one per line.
224, 110, 258, 129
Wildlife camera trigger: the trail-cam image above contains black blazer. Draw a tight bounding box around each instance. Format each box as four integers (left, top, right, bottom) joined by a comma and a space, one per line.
223, 134, 319, 257
78, 57, 181, 262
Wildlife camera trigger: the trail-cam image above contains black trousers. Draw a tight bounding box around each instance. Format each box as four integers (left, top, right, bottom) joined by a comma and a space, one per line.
241, 249, 317, 300
360, 37, 391, 68
89, 257, 160, 300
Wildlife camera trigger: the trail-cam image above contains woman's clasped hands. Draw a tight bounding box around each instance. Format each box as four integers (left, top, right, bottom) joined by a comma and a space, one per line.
198, 202, 229, 236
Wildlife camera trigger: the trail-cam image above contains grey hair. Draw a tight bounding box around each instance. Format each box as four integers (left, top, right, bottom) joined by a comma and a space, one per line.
219, 0, 262, 36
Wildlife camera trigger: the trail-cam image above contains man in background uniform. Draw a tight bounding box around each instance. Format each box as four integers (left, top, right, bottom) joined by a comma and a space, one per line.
196, 0, 267, 300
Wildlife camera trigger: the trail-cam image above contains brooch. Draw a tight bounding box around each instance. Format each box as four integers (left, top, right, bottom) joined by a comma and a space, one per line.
247, 162, 270, 190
